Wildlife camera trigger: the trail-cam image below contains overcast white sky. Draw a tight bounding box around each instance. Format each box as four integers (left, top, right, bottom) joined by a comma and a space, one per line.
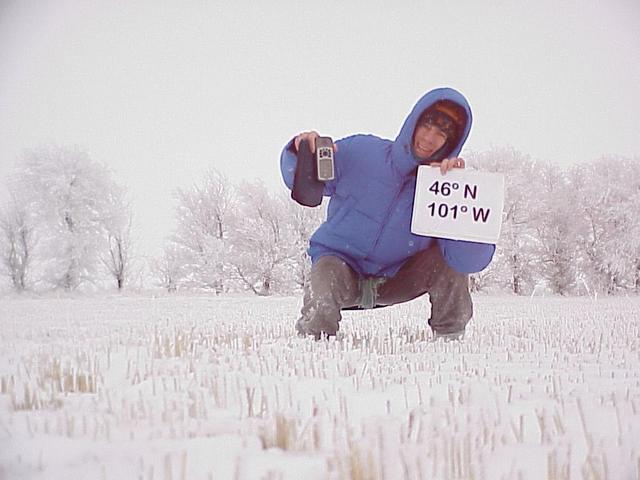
1, 0, 639, 256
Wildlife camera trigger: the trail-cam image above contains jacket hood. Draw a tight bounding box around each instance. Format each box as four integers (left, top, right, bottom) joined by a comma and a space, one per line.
392, 87, 473, 168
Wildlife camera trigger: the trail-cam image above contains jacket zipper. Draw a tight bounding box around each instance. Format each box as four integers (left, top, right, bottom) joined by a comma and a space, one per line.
363, 177, 412, 267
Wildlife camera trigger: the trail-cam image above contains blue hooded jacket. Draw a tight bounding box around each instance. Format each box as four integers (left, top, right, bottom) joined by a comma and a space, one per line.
280, 87, 495, 278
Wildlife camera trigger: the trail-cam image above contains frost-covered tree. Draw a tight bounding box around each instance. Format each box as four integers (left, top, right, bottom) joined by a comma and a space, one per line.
151, 244, 184, 293
468, 149, 640, 295
284, 198, 325, 290
227, 181, 294, 295
163, 171, 322, 295
16, 145, 131, 291
171, 169, 235, 293
0, 189, 37, 291
101, 183, 135, 290
570, 156, 640, 294
530, 164, 579, 295
469, 265, 496, 293
467, 147, 541, 294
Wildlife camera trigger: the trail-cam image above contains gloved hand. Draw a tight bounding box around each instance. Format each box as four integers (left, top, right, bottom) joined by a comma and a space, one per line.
291, 138, 324, 207
294, 131, 338, 154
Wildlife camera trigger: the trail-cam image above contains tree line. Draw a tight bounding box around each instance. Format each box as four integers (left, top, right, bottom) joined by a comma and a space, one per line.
466, 148, 640, 296
0, 146, 133, 292
1, 145, 638, 296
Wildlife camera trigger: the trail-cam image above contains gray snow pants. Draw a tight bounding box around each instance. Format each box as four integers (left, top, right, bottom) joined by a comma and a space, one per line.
296, 243, 472, 338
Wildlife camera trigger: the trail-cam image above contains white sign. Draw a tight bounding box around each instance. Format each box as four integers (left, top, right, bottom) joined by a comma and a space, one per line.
411, 166, 504, 243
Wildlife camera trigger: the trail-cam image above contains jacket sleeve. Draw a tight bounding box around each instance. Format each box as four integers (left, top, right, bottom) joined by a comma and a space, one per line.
279, 136, 353, 196
437, 238, 496, 274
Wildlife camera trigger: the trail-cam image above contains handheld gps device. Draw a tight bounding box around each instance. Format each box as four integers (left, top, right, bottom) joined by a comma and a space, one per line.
315, 137, 335, 181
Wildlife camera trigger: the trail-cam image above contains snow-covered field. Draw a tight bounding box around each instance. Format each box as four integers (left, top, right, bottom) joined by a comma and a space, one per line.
0, 294, 638, 480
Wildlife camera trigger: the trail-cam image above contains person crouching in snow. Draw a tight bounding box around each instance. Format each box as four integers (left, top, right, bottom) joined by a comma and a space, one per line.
280, 87, 495, 340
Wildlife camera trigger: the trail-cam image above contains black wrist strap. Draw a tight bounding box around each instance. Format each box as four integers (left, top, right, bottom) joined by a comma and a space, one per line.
291, 139, 324, 207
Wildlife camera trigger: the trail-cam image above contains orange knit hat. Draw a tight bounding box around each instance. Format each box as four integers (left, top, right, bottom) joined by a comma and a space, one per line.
417, 100, 466, 141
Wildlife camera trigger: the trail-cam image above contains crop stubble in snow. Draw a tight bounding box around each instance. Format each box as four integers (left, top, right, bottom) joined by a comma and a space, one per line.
0, 295, 639, 479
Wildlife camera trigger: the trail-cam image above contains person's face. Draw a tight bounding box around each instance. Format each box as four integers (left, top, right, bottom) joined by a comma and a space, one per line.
413, 122, 448, 160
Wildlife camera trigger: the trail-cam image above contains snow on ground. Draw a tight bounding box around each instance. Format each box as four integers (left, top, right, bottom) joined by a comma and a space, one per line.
0, 294, 638, 480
